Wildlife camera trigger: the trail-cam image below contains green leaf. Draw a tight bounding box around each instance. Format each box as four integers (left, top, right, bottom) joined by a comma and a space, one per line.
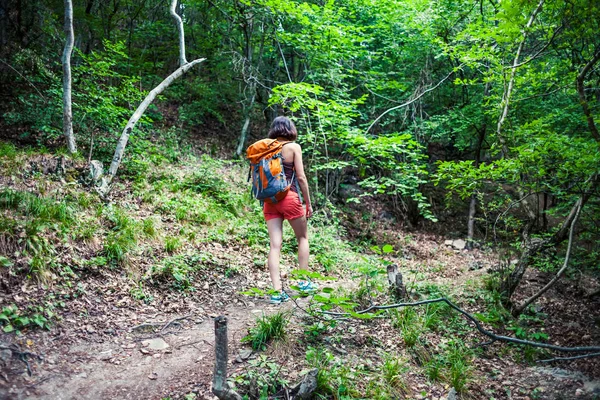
382, 244, 394, 254
3, 324, 14, 333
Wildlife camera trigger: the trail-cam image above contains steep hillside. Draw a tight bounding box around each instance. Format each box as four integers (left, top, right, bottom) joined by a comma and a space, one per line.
0, 136, 599, 400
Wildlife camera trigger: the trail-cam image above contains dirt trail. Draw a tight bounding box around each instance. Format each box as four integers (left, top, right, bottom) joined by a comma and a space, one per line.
2, 297, 290, 400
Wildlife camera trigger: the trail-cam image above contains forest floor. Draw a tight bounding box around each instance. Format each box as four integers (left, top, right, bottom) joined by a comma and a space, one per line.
1, 132, 600, 400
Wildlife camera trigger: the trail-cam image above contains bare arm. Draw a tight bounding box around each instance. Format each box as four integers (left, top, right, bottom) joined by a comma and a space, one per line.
291, 143, 313, 218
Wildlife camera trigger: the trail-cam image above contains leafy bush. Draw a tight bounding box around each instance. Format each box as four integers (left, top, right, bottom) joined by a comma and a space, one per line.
0, 304, 53, 334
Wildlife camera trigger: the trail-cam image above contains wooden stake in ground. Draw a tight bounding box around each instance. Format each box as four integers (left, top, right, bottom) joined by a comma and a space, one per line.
212, 316, 242, 400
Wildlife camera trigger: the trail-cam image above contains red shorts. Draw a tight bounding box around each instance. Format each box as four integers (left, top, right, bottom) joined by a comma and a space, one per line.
263, 191, 305, 221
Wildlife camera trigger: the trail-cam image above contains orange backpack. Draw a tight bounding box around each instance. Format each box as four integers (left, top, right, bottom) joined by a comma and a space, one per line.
246, 139, 292, 204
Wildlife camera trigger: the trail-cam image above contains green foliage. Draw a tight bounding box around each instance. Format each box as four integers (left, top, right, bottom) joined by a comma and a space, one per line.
232, 355, 289, 399
242, 311, 289, 351
102, 206, 140, 265
303, 319, 336, 343
151, 253, 210, 290
390, 307, 422, 348
0, 304, 53, 334
182, 156, 242, 217
0, 189, 75, 224
305, 347, 357, 398
164, 236, 182, 254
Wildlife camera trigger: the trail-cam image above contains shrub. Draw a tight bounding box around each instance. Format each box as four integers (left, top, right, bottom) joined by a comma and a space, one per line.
242, 311, 289, 351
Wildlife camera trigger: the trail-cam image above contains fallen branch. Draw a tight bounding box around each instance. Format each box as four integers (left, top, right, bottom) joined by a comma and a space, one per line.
320, 298, 600, 356
513, 201, 582, 314
160, 314, 193, 333
0, 343, 43, 376
538, 352, 600, 363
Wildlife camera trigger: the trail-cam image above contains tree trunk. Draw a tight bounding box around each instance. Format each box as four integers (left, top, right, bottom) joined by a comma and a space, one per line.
466, 123, 486, 249
97, 57, 205, 194
169, 0, 188, 67
95, 0, 205, 195
212, 316, 242, 400
62, 0, 77, 154
235, 83, 256, 156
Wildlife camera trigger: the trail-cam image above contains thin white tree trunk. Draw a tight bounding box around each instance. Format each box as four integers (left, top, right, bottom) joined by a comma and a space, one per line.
495, 0, 544, 224
96, 0, 204, 195
169, 0, 188, 67
235, 84, 256, 156
62, 0, 77, 154
496, 0, 544, 155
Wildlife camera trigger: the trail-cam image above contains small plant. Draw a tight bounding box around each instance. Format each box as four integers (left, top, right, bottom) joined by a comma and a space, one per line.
0, 304, 53, 334
242, 311, 289, 351
424, 356, 444, 382
303, 320, 336, 343
151, 253, 209, 290
232, 354, 289, 399
446, 341, 473, 392
130, 281, 153, 303
164, 236, 182, 254
142, 218, 158, 238
391, 307, 422, 348
380, 355, 409, 394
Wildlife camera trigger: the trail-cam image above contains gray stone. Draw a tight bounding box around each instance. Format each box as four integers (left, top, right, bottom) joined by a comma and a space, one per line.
235, 349, 253, 363
452, 239, 466, 250
469, 261, 484, 271
0, 349, 12, 363
444, 240, 453, 246
141, 338, 169, 351
447, 387, 457, 400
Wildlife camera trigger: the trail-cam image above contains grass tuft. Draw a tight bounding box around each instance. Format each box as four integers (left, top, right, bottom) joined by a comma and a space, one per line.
242, 311, 289, 351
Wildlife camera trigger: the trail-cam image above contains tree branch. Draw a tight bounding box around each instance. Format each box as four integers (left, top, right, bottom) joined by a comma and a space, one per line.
513, 199, 582, 314
576, 47, 600, 143
321, 297, 600, 354
365, 67, 460, 134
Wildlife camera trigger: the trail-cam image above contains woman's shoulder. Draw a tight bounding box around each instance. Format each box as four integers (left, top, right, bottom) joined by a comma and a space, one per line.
284, 142, 301, 151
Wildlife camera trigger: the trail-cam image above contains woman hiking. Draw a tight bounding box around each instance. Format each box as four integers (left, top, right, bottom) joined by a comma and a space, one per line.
256, 116, 315, 304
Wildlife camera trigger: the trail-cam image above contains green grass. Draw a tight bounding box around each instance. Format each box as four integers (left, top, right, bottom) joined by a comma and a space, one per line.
0, 189, 75, 224
164, 236, 182, 253
242, 311, 290, 351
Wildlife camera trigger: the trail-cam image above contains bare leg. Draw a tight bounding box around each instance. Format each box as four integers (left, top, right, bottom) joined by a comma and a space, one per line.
266, 218, 284, 291
288, 216, 309, 271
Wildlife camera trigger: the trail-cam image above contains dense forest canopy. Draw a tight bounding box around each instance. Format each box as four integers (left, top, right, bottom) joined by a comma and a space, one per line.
1, 0, 600, 398
2, 0, 599, 254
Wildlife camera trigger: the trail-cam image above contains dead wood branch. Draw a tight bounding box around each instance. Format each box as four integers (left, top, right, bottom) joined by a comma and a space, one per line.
0, 343, 43, 376
366, 66, 459, 133
212, 316, 243, 400
513, 201, 582, 314
538, 352, 600, 363
320, 298, 600, 358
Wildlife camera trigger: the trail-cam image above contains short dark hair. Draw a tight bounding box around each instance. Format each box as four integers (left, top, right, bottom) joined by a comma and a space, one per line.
268, 116, 297, 141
